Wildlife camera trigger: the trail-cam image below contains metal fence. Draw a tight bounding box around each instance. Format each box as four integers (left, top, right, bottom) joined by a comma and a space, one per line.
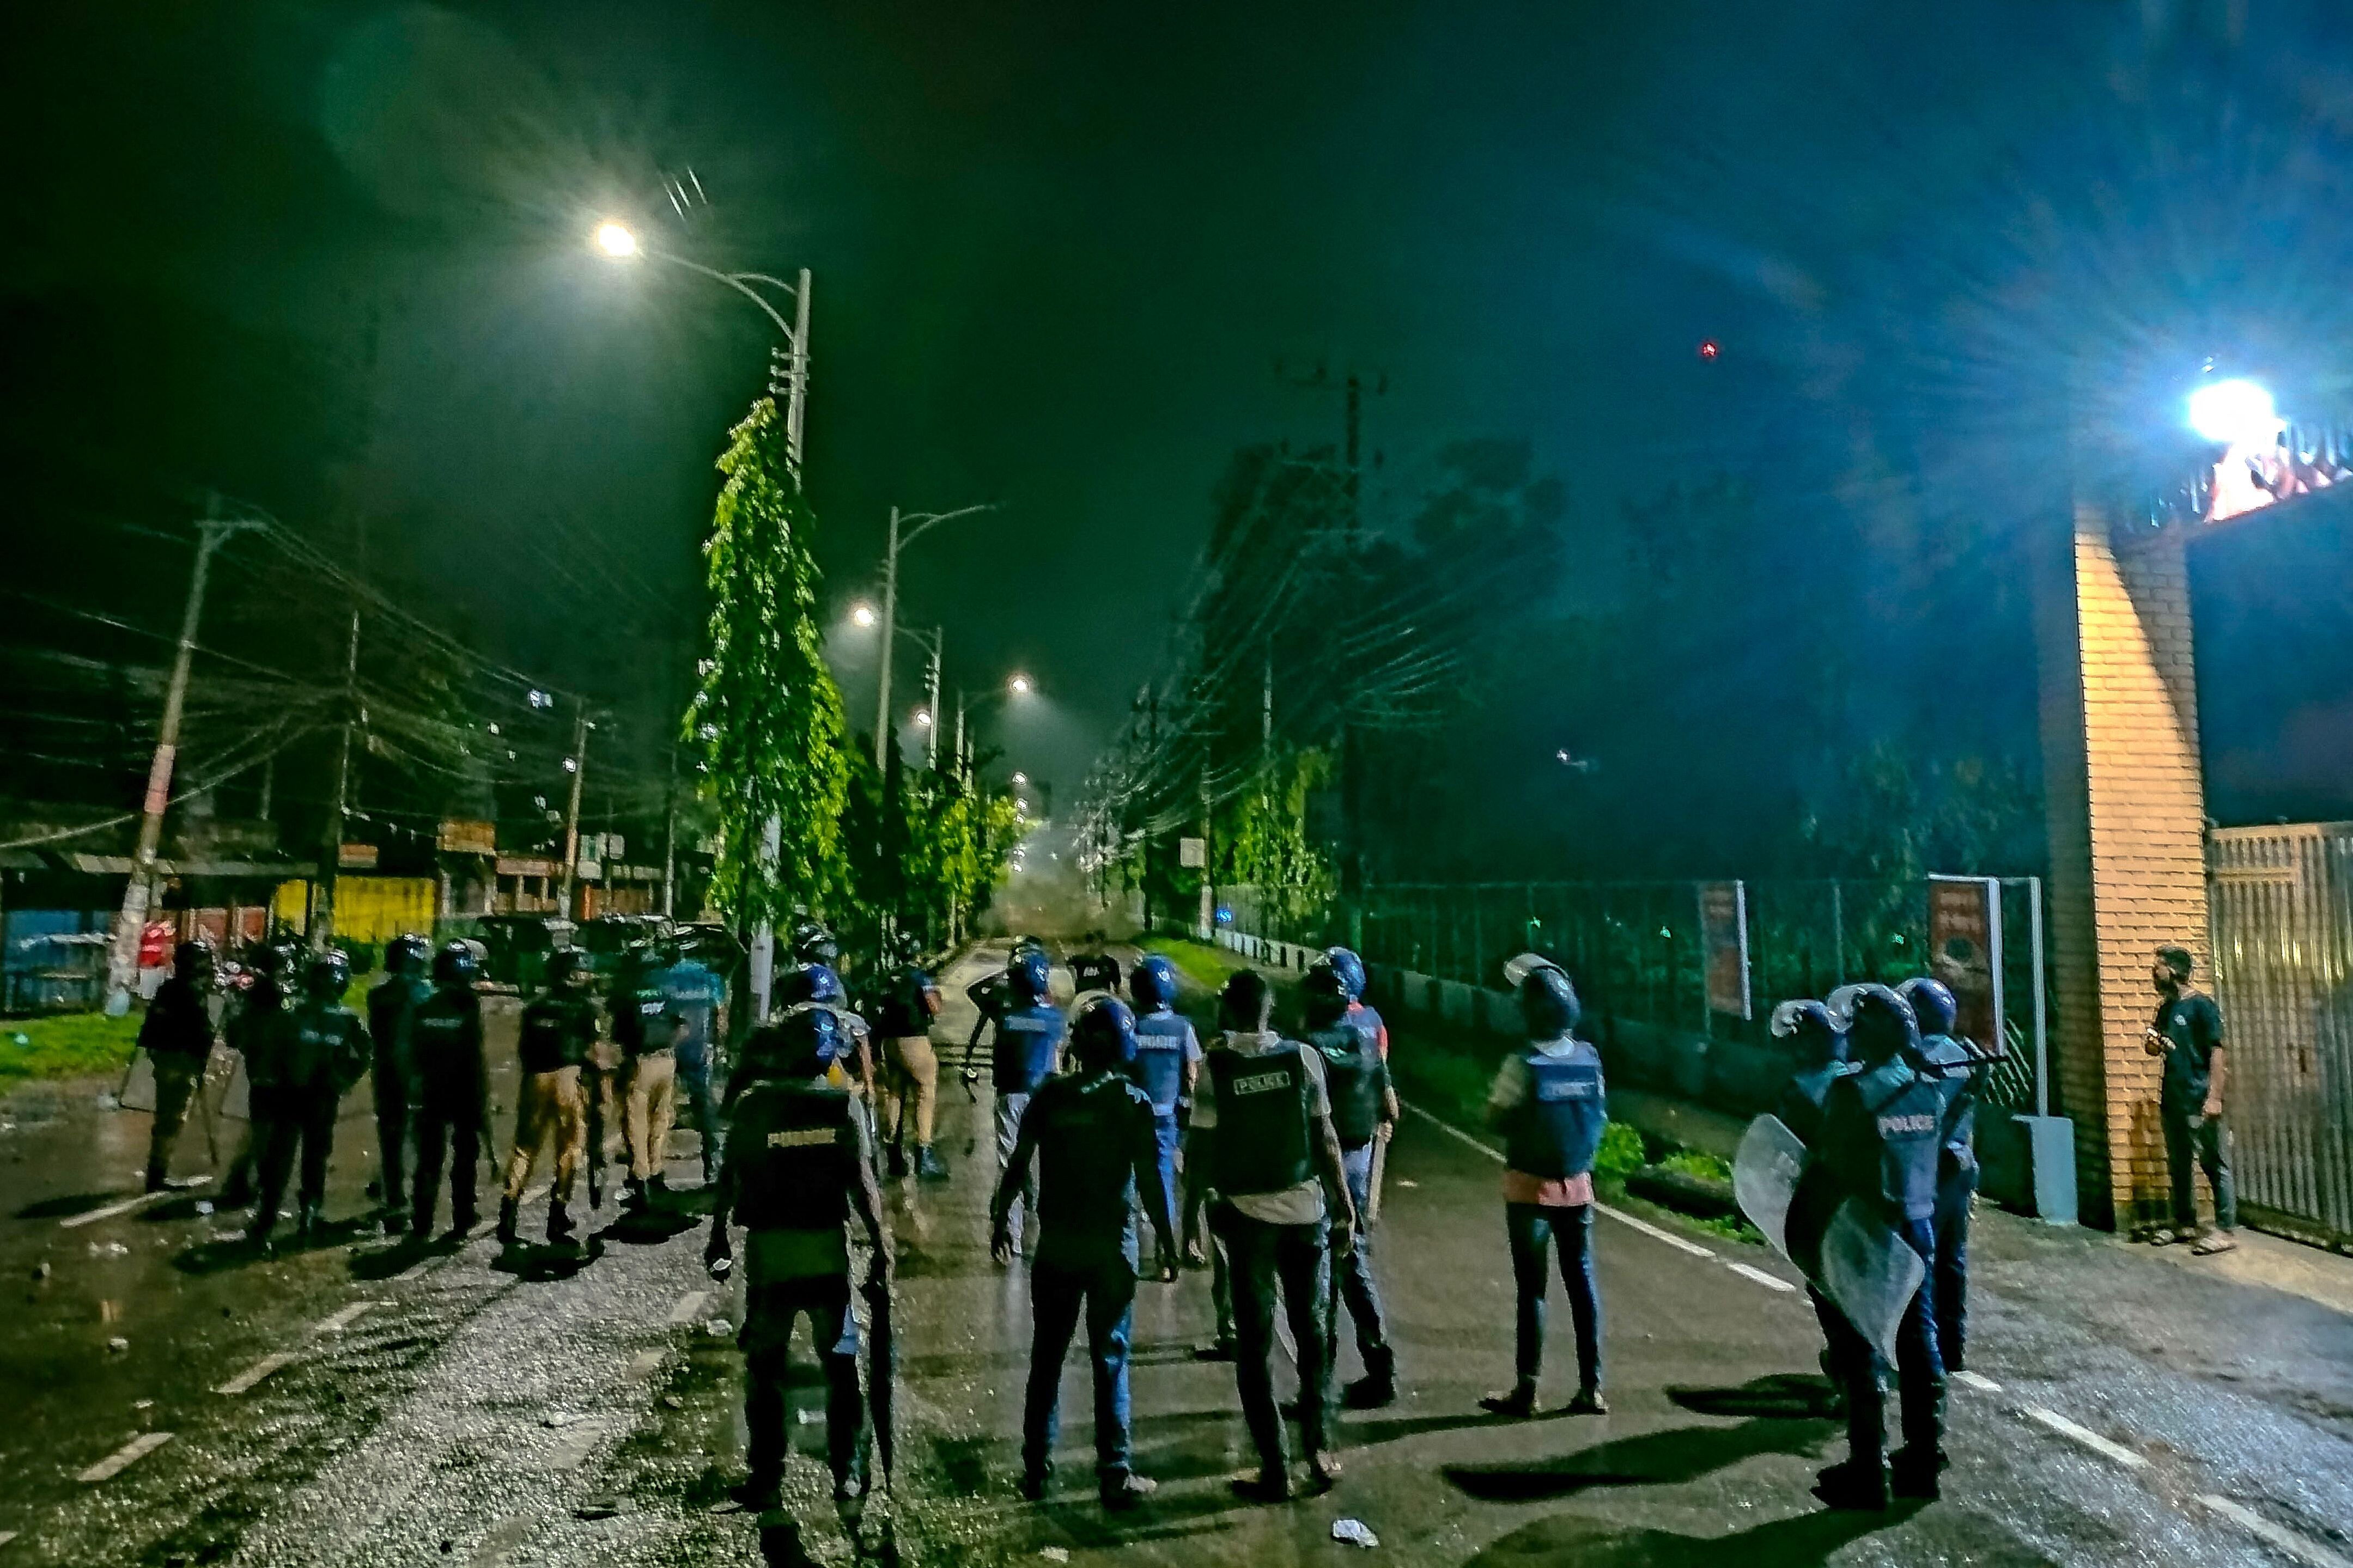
2209, 823, 2353, 1247
1226, 875, 2048, 1114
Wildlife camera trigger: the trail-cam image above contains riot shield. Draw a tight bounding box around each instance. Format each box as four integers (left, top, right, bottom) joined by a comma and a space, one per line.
118, 1049, 158, 1114
1816, 1200, 1929, 1363
214, 1050, 251, 1121
1733, 1113, 1808, 1258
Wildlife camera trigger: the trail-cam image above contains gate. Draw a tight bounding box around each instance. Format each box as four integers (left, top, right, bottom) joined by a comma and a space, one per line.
2208, 823, 2353, 1247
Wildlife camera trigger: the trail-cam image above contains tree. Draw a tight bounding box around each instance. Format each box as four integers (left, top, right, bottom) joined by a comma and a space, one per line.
686, 397, 851, 934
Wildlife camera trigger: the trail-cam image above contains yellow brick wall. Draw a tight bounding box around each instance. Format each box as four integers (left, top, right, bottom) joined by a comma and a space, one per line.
2038, 503, 2209, 1229
271, 877, 436, 946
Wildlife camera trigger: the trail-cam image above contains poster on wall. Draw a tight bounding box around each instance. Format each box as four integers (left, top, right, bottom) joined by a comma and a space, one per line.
1700, 880, 1751, 1020
1927, 875, 2005, 1052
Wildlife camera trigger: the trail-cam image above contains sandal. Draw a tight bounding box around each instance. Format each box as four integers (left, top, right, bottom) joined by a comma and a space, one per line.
2190, 1231, 2239, 1255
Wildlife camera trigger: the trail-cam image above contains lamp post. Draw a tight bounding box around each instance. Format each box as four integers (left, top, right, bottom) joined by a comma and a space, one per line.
871, 503, 994, 769
849, 612, 944, 770
953, 673, 1035, 785
595, 218, 810, 1021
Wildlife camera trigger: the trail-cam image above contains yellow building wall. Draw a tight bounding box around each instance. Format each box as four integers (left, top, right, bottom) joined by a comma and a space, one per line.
271, 877, 437, 944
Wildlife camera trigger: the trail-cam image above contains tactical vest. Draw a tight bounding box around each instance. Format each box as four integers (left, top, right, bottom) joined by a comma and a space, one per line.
993, 1003, 1064, 1093
410, 991, 481, 1078
1208, 1045, 1315, 1198
1348, 1001, 1387, 1058
1776, 1061, 1853, 1147
1838, 1059, 1944, 1222
368, 976, 428, 1075
614, 979, 674, 1054
518, 997, 597, 1075
1916, 1035, 1979, 1177
1309, 1024, 1384, 1150
1503, 1042, 1608, 1180
292, 1005, 364, 1090
1131, 1010, 1194, 1116
1034, 1074, 1150, 1250
731, 1082, 856, 1234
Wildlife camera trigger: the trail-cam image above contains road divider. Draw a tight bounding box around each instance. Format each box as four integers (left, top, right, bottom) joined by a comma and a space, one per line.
76, 1431, 173, 1483
60, 1184, 204, 1229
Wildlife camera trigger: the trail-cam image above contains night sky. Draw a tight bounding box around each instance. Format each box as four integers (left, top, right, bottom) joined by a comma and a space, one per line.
8, 1, 2351, 812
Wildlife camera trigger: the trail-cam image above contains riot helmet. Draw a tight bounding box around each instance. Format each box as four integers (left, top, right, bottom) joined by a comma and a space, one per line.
1302, 958, 1350, 1029
433, 939, 481, 988
1321, 947, 1369, 1003
790, 920, 840, 968
1896, 977, 1959, 1039
545, 947, 592, 992
1829, 982, 1918, 1066
1007, 948, 1051, 1005
1770, 998, 1847, 1067
777, 962, 846, 1009
1507, 953, 1580, 1038
385, 932, 431, 976
173, 941, 215, 985
1217, 969, 1273, 1034
1129, 953, 1179, 1011
305, 948, 352, 1002
1070, 995, 1140, 1070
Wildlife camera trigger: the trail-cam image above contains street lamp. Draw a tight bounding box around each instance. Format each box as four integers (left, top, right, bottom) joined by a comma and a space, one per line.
952, 672, 1038, 783
1009, 674, 1033, 695
850, 602, 877, 629
594, 221, 639, 258
2188, 378, 2278, 446
870, 503, 996, 768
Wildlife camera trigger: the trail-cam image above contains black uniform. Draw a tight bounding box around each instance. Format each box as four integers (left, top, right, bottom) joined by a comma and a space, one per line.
1070, 953, 1121, 995
137, 974, 217, 1189
1307, 1020, 1395, 1397
410, 984, 490, 1235
247, 998, 369, 1240
221, 972, 290, 1204
718, 1076, 872, 1502
366, 972, 430, 1211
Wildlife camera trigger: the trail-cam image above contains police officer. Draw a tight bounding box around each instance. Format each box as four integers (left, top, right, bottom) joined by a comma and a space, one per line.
138, 941, 218, 1193
961, 965, 1014, 1092
1324, 947, 1390, 1058
247, 949, 370, 1247
500, 947, 599, 1247
410, 941, 490, 1240
610, 942, 680, 1208
1770, 998, 1852, 1148
874, 963, 948, 1180
990, 947, 1066, 1257
366, 932, 431, 1222
1809, 984, 1945, 1509
993, 996, 1178, 1510
1187, 969, 1357, 1502
1479, 957, 1608, 1419
705, 999, 886, 1549
1900, 976, 1979, 1376
1126, 955, 1200, 1253
1304, 956, 1400, 1408
219, 939, 297, 1208
658, 939, 729, 1186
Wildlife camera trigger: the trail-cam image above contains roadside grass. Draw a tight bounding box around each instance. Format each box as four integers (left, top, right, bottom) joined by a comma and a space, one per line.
1, 1009, 141, 1094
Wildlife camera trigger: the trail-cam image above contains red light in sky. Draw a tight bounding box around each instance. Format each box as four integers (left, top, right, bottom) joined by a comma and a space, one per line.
1698, 339, 1720, 360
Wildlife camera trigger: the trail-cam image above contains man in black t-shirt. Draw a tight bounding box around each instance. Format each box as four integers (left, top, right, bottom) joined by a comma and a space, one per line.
2142, 945, 2236, 1253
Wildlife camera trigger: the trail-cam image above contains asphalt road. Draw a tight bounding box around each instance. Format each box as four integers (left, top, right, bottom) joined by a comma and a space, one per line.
1, 945, 2348, 1566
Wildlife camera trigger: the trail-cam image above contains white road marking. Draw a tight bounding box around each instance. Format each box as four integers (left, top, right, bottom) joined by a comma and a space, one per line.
60, 1184, 203, 1229
2022, 1405, 2149, 1470
2196, 1494, 2353, 1568
628, 1348, 667, 1379
1724, 1261, 1796, 1292
546, 1416, 613, 1470
467, 1512, 536, 1566
216, 1351, 299, 1395
77, 1431, 173, 1482
394, 1258, 435, 1282
1401, 1100, 1505, 1162
1953, 1369, 2002, 1393
1595, 1204, 1717, 1259
313, 1300, 381, 1334
667, 1289, 710, 1325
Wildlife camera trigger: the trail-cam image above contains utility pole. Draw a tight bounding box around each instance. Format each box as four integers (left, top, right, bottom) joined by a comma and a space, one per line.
311, 603, 363, 948
661, 742, 678, 921
873, 506, 900, 770
104, 511, 259, 1012
925, 634, 943, 771
556, 703, 591, 924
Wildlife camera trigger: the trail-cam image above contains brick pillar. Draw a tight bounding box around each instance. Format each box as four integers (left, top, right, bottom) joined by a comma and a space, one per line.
2036, 501, 2209, 1230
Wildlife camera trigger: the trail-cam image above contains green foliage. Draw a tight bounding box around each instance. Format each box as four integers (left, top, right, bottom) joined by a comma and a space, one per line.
687, 397, 852, 930
2, 1010, 139, 1092
1218, 747, 1337, 934
1592, 1120, 1649, 1182
842, 732, 1025, 951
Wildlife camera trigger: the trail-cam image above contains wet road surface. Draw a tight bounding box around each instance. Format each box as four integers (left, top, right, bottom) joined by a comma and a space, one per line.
2, 947, 2349, 1565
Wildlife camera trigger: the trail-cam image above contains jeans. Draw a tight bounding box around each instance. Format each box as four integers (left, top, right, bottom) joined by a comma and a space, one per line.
1141, 1115, 1181, 1239
1932, 1158, 1976, 1372
1505, 1202, 1602, 1389
1213, 1203, 1334, 1467
1023, 1256, 1138, 1482
412, 1090, 484, 1233
252, 1082, 339, 1230
1821, 1215, 1944, 1466
741, 1274, 865, 1491
1333, 1143, 1391, 1371
676, 1050, 719, 1176
2163, 1101, 2238, 1231
370, 1057, 412, 1207
994, 1090, 1036, 1250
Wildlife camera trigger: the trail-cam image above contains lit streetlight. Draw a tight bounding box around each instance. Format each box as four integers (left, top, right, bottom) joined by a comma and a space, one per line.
850, 602, 877, 629
870, 503, 996, 768
953, 672, 1039, 784
594, 221, 640, 258
2188, 377, 2278, 446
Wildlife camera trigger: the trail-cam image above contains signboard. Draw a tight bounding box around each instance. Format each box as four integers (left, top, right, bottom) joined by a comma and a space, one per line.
338, 843, 379, 870
495, 857, 557, 879
576, 859, 603, 882
1927, 876, 2004, 1052
1699, 880, 1751, 1020
437, 819, 497, 856
1178, 837, 1207, 869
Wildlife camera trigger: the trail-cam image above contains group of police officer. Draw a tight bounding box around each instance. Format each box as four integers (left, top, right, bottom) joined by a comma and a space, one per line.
134, 928, 731, 1253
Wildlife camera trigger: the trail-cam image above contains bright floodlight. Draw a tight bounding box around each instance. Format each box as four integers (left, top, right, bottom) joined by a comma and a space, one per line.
1012, 772, 1027, 785
850, 602, 877, 628
2188, 378, 2278, 446
594, 221, 640, 258
1008, 674, 1033, 696
913, 710, 932, 728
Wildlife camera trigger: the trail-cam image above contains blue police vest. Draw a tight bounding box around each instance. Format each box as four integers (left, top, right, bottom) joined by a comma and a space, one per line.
1916, 1034, 1979, 1178
1503, 1041, 1608, 1180
1775, 1061, 1855, 1147
993, 1003, 1065, 1093
1837, 1058, 1944, 1222
1132, 1009, 1194, 1116
1348, 1001, 1386, 1056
